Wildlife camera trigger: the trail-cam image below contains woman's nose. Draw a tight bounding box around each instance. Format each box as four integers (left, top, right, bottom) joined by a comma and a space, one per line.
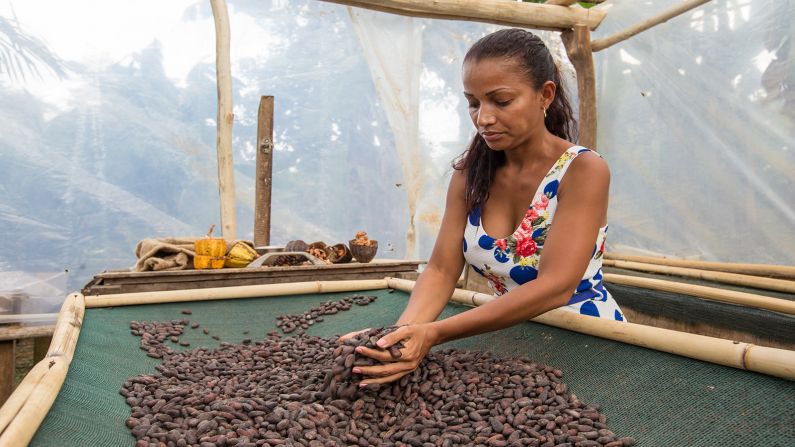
476, 106, 496, 127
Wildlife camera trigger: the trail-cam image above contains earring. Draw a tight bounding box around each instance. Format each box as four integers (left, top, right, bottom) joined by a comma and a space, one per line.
543, 107, 547, 118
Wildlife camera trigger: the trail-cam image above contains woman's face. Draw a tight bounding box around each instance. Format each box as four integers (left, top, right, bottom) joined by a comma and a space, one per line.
462, 57, 551, 151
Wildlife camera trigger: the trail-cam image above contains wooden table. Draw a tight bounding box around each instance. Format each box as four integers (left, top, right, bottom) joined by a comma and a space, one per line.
82, 259, 422, 295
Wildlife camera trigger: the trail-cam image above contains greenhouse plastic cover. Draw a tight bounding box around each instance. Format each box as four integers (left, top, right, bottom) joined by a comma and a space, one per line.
0, 0, 793, 312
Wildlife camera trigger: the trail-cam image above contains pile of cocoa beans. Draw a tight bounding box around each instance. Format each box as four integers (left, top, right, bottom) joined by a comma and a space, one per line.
121, 297, 635, 447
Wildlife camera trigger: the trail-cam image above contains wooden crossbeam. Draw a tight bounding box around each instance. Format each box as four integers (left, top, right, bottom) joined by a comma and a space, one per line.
322, 0, 607, 31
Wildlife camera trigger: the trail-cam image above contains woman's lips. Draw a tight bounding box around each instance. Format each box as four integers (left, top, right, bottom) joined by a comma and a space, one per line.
481, 132, 503, 142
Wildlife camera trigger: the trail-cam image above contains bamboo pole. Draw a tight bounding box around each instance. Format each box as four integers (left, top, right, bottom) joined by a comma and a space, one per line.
562, 24, 597, 150
46, 293, 85, 361
603, 260, 795, 294
605, 252, 795, 280
0, 360, 48, 435
591, 0, 711, 52
0, 358, 69, 446
385, 277, 795, 381
253, 96, 274, 247
0, 326, 55, 342
0, 314, 58, 324
0, 293, 84, 445
85, 279, 390, 308
321, 0, 607, 31
604, 273, 795, 316
211, 0, 237, 240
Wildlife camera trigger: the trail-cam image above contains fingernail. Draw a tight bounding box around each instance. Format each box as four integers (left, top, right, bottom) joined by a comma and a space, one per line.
352, 368, 361, 374
376, 339, 387, 347
355, 347, 363, 353
359, 382, 367, 387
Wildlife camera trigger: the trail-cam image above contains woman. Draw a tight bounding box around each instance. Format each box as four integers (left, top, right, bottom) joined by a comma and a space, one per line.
351, 29, 627, 387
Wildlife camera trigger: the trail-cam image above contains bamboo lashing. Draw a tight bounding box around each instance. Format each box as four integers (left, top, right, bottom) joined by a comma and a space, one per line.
210, 0, 237, 240
591, 0, 712, 52
605, 252, 795, 280
604, 273, 795, 316
385, 277, 795, 381
0, 293, 84, 446
85, 279, 390, 308
321, 0, 607, 31
603, 259, 795, 294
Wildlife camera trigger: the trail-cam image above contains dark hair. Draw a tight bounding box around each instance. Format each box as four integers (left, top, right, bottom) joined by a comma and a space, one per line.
453, 28, 577, 212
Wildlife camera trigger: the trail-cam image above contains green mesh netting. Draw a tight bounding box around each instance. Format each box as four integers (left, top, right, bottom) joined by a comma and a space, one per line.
31, 289, 795, 446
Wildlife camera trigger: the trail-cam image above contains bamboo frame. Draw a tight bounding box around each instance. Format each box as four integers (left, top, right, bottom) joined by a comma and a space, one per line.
5, 277, 794, 444
211, 0, 237, 240
606, 252, 795, 280
0, 293, 84, 447
591, 0, 712, 52
321, 0, 607, 31
603, 260, 795, 294
385, 278, 795, 381
84, 279, 390, 308
603, 273, 795, 316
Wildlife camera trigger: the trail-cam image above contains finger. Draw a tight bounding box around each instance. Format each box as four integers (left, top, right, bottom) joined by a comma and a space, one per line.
375, 326, 409, 349
360, 371, 409, 386
353, 361, 413, 378
355, 345, 394, 362
337, 328, 370, 344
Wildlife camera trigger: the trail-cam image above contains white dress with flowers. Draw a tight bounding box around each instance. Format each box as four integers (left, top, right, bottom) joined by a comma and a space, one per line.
462, 146, 626, 321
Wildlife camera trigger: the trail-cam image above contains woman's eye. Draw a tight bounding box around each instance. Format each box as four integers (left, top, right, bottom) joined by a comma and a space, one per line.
467, 102, 479, 109
495, 100, 512, 107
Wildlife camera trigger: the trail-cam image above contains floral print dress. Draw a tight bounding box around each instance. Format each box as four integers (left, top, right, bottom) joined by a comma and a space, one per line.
462, 146, 626, 321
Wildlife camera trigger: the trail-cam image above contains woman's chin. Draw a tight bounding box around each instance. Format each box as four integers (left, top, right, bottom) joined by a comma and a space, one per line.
484, 141, 509, 151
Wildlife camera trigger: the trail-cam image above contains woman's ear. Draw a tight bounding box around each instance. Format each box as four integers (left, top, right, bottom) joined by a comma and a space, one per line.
541, 80, 556, 108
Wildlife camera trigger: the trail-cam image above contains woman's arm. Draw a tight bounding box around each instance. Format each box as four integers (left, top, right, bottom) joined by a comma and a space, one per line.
395, 170, 468, 325
356, 152, 610, 385
337, 170, 468, 341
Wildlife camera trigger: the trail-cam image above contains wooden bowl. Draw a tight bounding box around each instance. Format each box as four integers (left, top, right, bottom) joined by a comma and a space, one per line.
284, 240, 309, 252
328, 243, 353, 264
349, 240, 378, 263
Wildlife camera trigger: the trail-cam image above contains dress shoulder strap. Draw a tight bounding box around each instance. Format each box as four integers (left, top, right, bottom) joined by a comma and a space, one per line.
545, 146, 600, 184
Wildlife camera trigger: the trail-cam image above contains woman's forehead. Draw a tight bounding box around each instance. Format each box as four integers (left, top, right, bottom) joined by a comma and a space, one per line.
462, 57, 530, 92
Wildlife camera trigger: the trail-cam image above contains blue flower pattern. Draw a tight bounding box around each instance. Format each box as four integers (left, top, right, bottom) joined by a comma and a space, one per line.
461, 146, 627, 322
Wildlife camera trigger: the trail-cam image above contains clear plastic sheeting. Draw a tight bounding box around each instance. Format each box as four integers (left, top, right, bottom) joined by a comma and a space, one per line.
0, 271, 66, 316
0, 0, 792, 298
594, 0, 795, 263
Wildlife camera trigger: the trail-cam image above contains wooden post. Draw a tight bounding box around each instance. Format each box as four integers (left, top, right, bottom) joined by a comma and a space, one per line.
562, 24, 597, 150
0, 340, 14, 405
33, 337, 51, 363
254, 96, 274, 247
211, 0, 237, 240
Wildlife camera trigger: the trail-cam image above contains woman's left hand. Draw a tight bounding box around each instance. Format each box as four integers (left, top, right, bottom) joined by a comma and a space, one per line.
353, 323, 438, 386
